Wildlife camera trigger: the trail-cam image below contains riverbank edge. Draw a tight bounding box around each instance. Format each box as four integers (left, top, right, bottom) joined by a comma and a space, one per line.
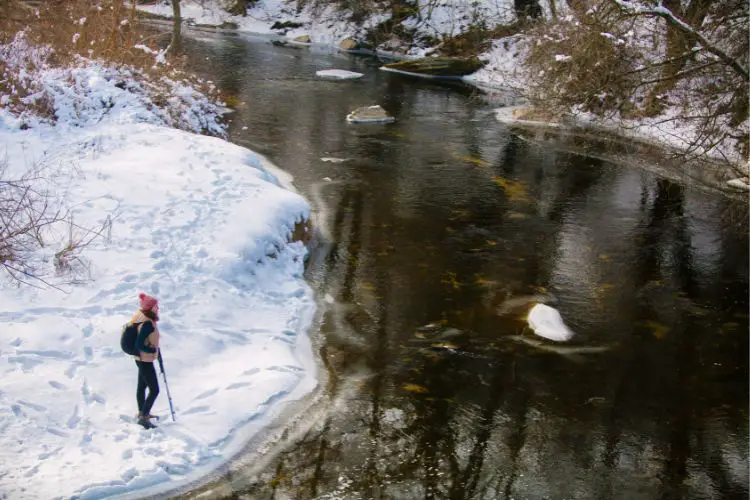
495, 106, 750, 197
124, 230, 335, 500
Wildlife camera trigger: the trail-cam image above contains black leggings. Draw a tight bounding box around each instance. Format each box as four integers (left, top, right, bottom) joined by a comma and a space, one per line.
135, 360, 160, 416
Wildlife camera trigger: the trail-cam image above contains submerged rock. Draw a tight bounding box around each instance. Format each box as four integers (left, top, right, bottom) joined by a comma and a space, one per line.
346, 105, 395, 124
316, 69, 364, 80
381, 57, 486, 79
339, 38, 359, 51
293, 34, 312, 44
527, 303, 575, 342
270, 40, 302, 49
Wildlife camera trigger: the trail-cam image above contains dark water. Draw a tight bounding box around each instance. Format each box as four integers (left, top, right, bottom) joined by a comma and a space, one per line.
175, 29, 748, 499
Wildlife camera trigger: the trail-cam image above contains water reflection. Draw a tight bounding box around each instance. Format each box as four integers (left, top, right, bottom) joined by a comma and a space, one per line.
174, 30, 748, 500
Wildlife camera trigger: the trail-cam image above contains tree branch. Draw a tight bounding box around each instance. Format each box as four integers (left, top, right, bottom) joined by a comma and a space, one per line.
609, 0, 749, 82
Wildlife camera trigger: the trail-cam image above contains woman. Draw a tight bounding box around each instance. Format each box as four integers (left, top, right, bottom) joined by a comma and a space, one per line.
131, 292, 160, 429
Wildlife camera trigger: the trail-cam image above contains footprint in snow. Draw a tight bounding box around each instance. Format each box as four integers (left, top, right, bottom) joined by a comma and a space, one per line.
225, 382, 252, 390
194, 388, 218, 400
81, 381, 106, 405
121, 467, 138, 482
24, 464, 40, 478
182, 405, 211, 416
67, 405, 80, 429
37, 446, 63, 460
18, 400, 46, 412
46, 427, 69, 438
65, 361, 85, 379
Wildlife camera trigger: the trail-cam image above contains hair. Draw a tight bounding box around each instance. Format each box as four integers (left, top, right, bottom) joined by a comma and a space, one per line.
141, 309, 159, 322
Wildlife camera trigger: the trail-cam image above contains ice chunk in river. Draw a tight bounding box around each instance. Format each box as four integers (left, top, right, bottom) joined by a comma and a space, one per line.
527, 303, 575, 342
316, 69, 364, 80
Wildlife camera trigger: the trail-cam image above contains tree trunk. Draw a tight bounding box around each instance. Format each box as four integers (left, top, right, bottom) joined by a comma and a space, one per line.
169, 0, 182, 55
226, 0, 248, 17
548, 0, 557, 21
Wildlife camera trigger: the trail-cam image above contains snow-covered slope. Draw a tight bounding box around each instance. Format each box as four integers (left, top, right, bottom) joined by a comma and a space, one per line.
0, 36, 317, 500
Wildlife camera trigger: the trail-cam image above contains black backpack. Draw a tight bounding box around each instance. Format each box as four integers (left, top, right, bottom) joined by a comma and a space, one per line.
120, 322, 144, 355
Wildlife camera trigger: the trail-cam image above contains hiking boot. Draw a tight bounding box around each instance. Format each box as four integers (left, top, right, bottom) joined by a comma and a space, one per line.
135, 412, 159, 421
137, 417, 157, 430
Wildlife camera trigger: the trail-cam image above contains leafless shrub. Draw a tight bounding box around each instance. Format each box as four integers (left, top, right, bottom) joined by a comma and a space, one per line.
0, 158, 107, 289
520, 0, 749, 165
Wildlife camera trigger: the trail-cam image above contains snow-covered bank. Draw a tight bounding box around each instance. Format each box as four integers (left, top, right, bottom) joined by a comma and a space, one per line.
138, 0, 375, 48
0, 37, 317, 499
137, 0, 515, 57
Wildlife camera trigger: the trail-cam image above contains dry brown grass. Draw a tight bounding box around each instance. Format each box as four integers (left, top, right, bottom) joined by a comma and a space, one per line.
1, 0, 160, 70
0, 0, 222, 129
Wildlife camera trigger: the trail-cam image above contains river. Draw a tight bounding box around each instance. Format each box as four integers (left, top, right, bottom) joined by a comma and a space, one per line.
171, 28, 748, 500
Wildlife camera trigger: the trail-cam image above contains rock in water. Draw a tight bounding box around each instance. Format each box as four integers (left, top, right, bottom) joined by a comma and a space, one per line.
527, 303, 575, 342
293, 34, 311, 44
381, 57, 486, 78
316, 69, 364, 80
346, 105, 395, 124
339, 38, 359, 51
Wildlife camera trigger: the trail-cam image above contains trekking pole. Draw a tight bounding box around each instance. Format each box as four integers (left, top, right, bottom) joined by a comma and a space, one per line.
157, 350, 176, 422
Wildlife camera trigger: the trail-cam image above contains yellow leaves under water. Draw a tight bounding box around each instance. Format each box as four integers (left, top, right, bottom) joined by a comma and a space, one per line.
449, 209, 471, 221
457, 154, 491, 168
643, 320, 670, 339
474, 274, 497, 287
507, 211, 529, 220
441, 272, 461, 290
430, 342, 459, 350
402, 383, 428, 393
720, 322, 741, 333
492, 176, 530, 203
223, 94, 241, 108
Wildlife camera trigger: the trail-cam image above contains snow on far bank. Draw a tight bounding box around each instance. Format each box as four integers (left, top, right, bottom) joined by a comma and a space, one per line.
463, 35, 527, 90
138, 0, 376, 47
138, 0, 521, 56
0, 39, 316, 499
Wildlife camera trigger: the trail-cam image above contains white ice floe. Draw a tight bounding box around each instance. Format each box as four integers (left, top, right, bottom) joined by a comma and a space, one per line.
346, 105, 396, 124
315, 69, 364, 80
0, 42, 317, 500
527, 303, 575, 342
320, 157, 349, 163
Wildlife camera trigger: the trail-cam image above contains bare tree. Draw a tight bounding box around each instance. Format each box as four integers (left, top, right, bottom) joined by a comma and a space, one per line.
167, 0, 182, 55
521, 0, 749, 168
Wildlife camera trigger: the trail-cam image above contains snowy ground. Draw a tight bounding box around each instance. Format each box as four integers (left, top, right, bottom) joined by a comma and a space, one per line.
0, 38, 317, 499
138, 0, 517, 57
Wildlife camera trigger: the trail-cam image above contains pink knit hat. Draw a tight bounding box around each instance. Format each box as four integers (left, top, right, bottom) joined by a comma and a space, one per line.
138, 292, 159, 312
